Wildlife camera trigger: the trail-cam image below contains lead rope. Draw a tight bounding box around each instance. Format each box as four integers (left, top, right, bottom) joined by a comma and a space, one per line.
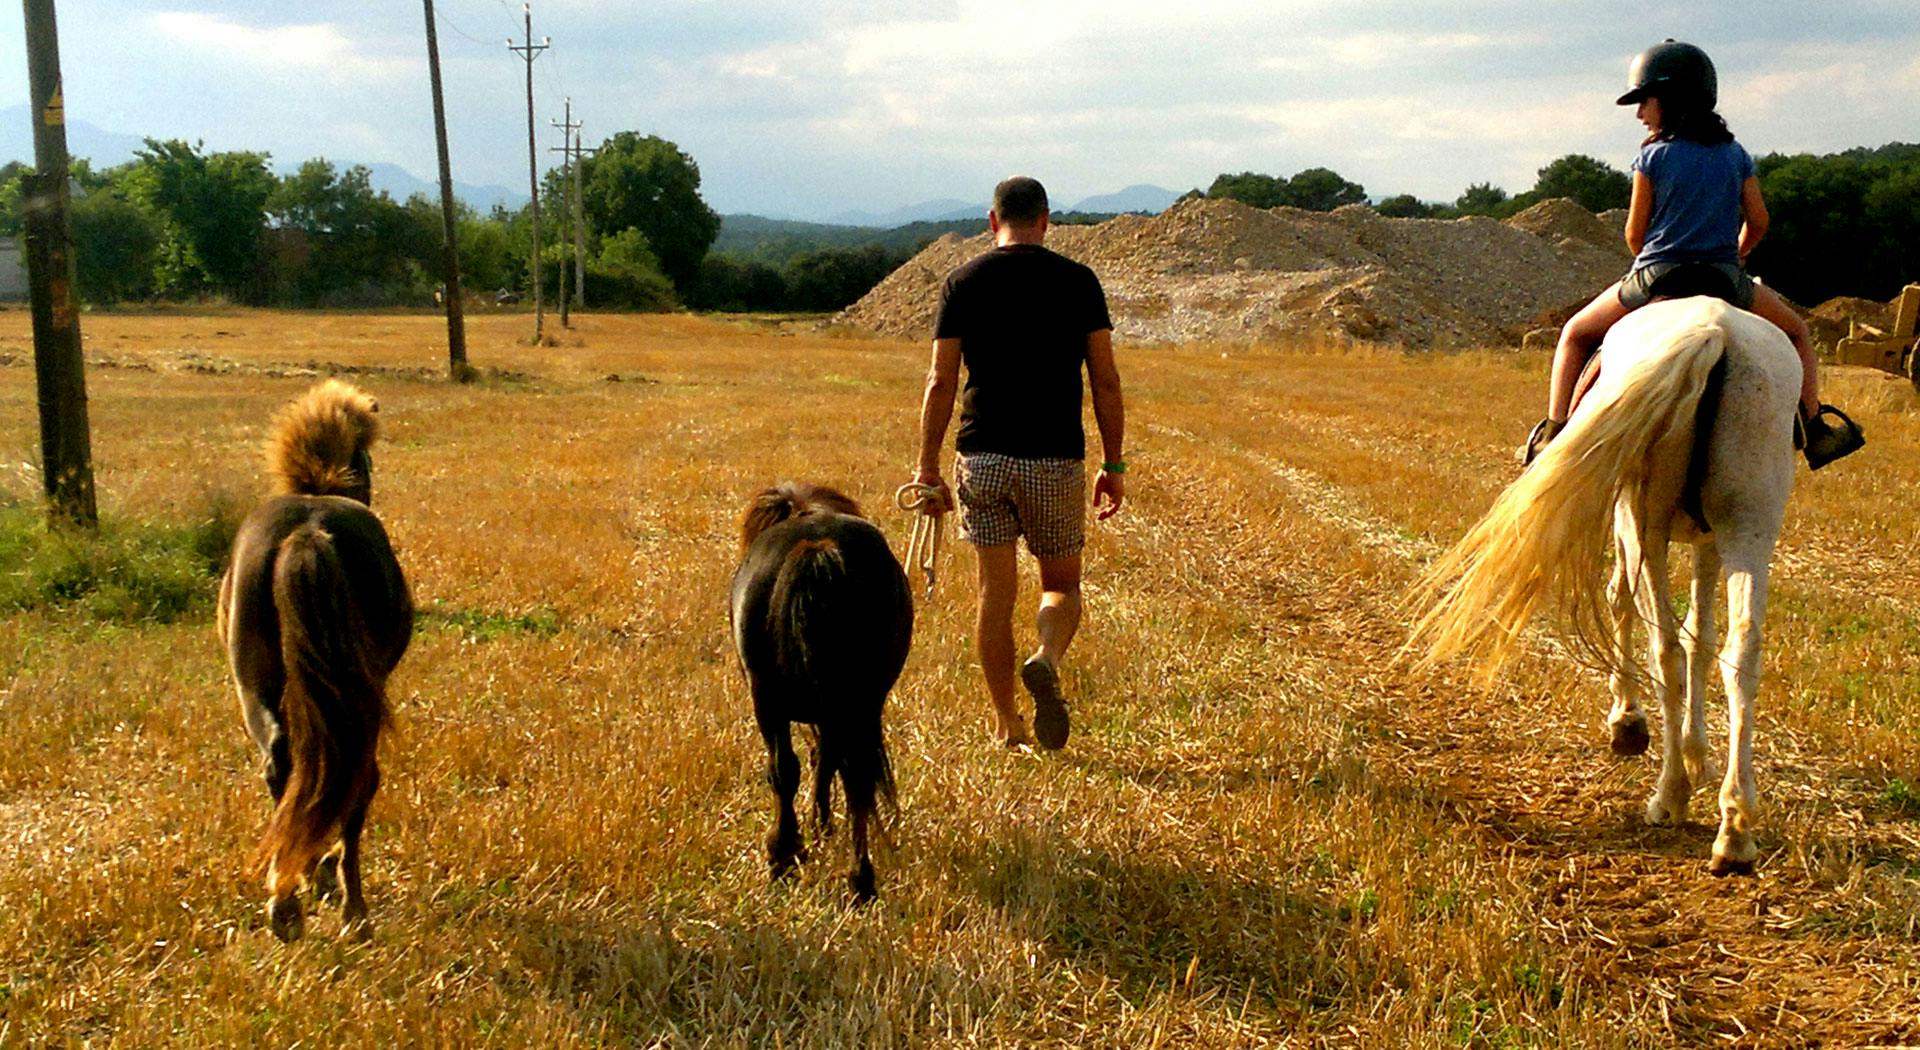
894, 482, 946, 602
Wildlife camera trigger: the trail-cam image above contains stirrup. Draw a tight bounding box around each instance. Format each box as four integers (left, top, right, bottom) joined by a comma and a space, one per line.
1519, 417, 1563, 466
1800, 404, 1864, 470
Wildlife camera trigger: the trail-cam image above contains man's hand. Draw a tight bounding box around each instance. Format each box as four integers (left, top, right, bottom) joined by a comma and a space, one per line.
911, 469, 954, 516
1093, 470, 1125, 521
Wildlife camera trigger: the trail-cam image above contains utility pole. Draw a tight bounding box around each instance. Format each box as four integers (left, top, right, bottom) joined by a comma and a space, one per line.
572, 129, 590, 309
507, 3, 548, 342
21, 0, 97, 527
548, 99, 580, 327
422, 0, 470, 380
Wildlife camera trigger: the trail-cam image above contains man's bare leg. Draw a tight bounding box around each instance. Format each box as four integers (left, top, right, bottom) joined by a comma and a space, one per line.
1034, 553, 1083, 668
974, 543, 1028, 744
1023, 552, 1082, 750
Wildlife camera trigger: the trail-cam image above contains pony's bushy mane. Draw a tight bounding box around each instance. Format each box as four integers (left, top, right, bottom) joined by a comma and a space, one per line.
267, 379, 380, 498
738, 482, 864, 552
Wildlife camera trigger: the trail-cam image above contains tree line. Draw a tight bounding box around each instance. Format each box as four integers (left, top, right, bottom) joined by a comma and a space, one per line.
5, 138, 1913, 314
0, 131, 722, 311
1196, 144, 1920, 305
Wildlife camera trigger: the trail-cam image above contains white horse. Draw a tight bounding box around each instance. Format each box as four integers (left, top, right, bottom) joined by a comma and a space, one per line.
1407, 297, 1799, 875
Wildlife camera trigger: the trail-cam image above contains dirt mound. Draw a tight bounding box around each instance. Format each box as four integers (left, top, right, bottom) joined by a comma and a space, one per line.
1808, 295, 1899, 355
837, 197, 1631, 348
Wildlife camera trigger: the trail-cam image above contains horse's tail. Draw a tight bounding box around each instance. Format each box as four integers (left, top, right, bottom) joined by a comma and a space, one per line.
253, 523, 387, 897
1405, 321, 1728, 677
769, 534, 898, 827
267, 379, 380, 498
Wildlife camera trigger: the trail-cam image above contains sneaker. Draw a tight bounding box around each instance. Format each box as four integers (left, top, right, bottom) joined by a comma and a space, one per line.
1801, 404, 1864, 470
1519, 417, 1564, 466
1021, 656, 1070, 751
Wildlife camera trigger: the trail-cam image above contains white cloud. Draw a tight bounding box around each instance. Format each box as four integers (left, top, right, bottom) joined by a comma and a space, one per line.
144, 13, 411, 81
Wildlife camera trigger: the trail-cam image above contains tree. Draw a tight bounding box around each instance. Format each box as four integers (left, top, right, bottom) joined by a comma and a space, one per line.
1374, 194, 1435, 218
122, 139, 274, 298
1286, 167, 1366, 211
71, 190, 161, 302
588, 227, 677, 310
576, 133, 719, 292
1531, 154, 1631, 212
1454, 182, 1510, 216
1205, 171, 1290, 209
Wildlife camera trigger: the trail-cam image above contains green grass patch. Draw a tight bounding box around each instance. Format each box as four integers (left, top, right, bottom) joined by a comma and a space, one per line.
1881, 778, 1920, 819
420, 600, 563, 642
0, 496, 240, 624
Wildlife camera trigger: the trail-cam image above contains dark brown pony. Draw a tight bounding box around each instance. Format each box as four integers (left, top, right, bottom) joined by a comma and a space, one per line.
729, 482, 913, 902
217, 379, 413, 941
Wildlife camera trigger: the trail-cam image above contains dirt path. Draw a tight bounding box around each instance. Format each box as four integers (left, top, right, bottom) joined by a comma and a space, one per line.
1155, 419, 1920, 1046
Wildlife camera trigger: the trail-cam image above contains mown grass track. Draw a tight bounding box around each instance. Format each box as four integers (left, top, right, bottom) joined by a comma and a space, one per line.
0, 308, 1916, 1046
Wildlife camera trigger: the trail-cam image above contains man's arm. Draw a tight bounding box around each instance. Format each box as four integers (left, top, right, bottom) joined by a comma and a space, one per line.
914, 337, 963, 507
1086, 328, 1125, 520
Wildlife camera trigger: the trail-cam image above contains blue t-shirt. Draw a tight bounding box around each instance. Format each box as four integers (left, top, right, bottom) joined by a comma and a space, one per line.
1630, 139, 1755, 267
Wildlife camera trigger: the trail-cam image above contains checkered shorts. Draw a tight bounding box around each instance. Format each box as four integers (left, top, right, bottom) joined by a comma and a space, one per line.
954, 453, 1085, 559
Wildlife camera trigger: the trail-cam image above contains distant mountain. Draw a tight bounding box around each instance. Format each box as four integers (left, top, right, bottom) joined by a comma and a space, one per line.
359, 162, 527, 213
0, 104, 145, 168
716, 213, 988, 265
825, 198, 982, 228
1067, 184, 1178, 214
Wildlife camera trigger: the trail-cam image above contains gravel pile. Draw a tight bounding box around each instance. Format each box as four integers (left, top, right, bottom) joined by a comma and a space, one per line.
836, 197, 1632, 349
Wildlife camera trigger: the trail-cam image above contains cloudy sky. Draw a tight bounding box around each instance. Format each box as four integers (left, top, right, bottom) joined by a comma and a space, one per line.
5, 1, 1916, 220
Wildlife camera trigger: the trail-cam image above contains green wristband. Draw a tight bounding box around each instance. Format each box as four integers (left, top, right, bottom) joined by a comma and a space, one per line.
1101, 461, 1127, 474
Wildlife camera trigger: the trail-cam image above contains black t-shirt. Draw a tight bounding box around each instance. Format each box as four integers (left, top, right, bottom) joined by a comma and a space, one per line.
933, 244, 1112, 459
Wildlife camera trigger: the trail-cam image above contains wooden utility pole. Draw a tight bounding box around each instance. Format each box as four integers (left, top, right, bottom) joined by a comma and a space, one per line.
422, 0, 470, 380
507, 3, 548, 342
571, 129, 589, 309
548, 99, 580, 327
21, 0, 97, 527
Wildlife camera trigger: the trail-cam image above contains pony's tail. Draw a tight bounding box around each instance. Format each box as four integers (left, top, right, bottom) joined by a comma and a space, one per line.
1405, 323, 1728, 677
769, 536, 848, 698
253, 524, 387, 897
267, 379, 379, 498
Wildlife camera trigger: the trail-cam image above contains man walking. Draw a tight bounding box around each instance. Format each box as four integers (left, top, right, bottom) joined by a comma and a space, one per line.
912, 175, 1126, 750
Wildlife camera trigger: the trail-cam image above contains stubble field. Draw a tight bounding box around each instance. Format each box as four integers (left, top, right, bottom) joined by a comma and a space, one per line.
1, 308, 1917, 1047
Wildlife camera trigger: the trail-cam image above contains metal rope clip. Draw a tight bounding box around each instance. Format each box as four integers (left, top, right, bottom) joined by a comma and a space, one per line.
894, 482, 946, 602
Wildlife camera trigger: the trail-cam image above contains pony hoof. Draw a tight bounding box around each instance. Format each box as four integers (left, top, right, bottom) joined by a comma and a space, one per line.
1708, 854, 1756, 878
769, 851, 803, 882
1609, 718, 1650, 756
340, 915, 374, 943
267, 896, 305, 943
311, 854, 342, 903
848, 868, 876, 904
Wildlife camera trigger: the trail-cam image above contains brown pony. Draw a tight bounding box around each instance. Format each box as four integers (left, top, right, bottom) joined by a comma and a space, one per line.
217, 379, 413, 941
729, 483, 913, 902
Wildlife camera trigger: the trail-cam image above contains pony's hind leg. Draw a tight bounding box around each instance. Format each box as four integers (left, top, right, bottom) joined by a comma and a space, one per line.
1709, 536, 1771, 876
1638, 534, 1692, 826
837, 722, 885, 904
760, 714, 804, 881
1606, 527, 1650, 756
1682, 542, 1721, 789
339, 764, 378, 941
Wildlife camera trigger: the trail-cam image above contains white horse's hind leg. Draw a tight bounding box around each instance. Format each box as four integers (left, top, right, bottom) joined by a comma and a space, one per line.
1682, 541, 1720, 789
1709, 535, 1771, 875
1637, 532, 1691, 826
1606, 522, 1650, 756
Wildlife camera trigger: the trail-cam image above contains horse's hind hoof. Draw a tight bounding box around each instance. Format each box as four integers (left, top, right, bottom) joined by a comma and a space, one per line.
340, 915, 374, 943
1708, 854, 1756, 878
1610, 718, 1650, 756
267, 896, 305, 943
848, 868, 876, 905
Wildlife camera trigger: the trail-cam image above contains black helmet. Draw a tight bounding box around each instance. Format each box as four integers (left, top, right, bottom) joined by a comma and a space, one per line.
1616, 40, 1716, 109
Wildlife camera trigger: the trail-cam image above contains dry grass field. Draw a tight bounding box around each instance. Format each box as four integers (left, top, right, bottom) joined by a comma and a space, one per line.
1, 307, 1917, 1047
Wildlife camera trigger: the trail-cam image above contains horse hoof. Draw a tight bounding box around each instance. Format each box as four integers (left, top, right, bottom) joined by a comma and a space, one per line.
1708, 854, 1756, 878
848, 868, 876, 904
1610, 718, 1650, 756
1644, 794, 1686, 826
340, 914, 374, 943
312, 854, 342, 903
267, 896, 305, 943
